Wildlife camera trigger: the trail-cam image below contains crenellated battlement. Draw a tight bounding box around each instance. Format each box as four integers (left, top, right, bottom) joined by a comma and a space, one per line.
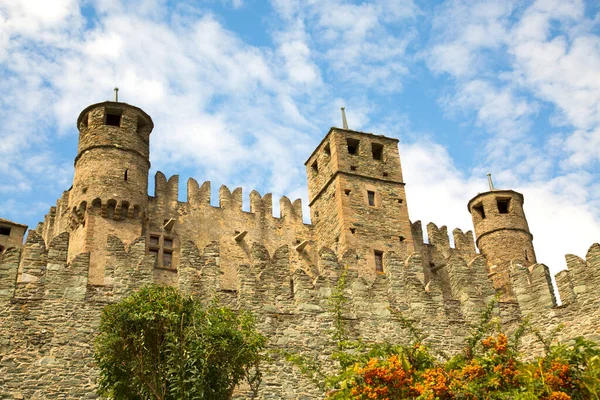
151, 171, 307, 223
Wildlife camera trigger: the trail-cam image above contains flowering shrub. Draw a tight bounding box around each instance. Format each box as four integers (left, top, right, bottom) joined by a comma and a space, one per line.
325, 333, 600, 400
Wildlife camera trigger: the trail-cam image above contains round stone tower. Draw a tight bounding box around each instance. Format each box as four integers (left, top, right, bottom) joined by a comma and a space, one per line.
468, 189, 536, 298
71, 101, 154, 220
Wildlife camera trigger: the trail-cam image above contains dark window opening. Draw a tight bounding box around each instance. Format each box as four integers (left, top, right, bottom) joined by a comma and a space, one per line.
399, 235, 405, 242
374, 250, 384, 272
367, 191, 375, 206
345, 189, 351, 196
81, 113, 88, 128
311, 160, 318, 173
372, 143, 383, 160
324, 143, 331, 156
1, 226, 13, 236
497, 198, 511, 214
473, 203, 486, 219
137, 117, 148, 133
124, 169, 128, 181
164, 238, 173, 248
397, 198, 403, 204
350, 165, 357, 171
350, 227, 356, 234
383, 172, 389, 177
105, 109, 122, 127
163, 251, 173, 267
525, 249, 530, 261
149, 249, 159, 266
0, 245, 5, 253
149, 235, 160, 247
347, 138, 359, 154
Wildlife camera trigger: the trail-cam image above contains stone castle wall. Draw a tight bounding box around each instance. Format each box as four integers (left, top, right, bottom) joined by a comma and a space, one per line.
1, 224, 599, 399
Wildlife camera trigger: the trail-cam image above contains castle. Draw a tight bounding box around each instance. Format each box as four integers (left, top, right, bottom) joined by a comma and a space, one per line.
1, 99, 599, 399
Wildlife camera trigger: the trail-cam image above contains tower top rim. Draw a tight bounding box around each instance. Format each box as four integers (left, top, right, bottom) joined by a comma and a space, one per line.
467, 189, 524, 211
304, 126, 399, 166
76, 101, 154, 131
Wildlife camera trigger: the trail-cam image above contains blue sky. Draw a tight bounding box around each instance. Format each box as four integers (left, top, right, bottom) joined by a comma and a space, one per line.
1, 0, 599, 277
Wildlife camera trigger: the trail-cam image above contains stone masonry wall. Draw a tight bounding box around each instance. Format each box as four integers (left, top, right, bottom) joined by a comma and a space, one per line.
1, 226, 599, 399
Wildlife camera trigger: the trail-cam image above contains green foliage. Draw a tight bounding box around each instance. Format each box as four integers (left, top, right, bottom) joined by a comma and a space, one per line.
94, 285, 266, 400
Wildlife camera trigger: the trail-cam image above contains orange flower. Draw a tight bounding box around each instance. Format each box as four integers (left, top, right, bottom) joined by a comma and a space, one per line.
547, 391, 571, 400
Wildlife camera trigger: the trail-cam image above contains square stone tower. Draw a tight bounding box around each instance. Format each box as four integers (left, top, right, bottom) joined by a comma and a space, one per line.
305, 127, 414, 276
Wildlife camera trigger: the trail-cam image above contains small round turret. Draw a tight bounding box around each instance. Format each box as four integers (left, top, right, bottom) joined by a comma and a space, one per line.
468, 189, 536, 267
71, 101, 154, 220
468, 189, 536, 299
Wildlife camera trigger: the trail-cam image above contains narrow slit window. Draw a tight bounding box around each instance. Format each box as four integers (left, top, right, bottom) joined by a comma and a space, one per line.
324, 143, 331, 156
105, 109, 122, 127
374, 250, 384, 272
367, 191, 375, 206
347, 138, 359, 154
497, 198, 510, 214
473, 203, 486, 219
124, 169, 128, 181
372, 143, 383, 160
311, 160, 318, 174
81, 113, 89, 128
0, 227, 11, 236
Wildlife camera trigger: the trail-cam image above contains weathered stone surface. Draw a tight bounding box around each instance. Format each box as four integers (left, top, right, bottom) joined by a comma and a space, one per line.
1, 100, 599, 399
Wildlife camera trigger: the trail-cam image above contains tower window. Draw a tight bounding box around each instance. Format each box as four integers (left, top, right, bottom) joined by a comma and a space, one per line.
137, 117, 148, 133
374, 250, 384, 272
347, 138, 360, 154
350, 227, 356, 234
164, 238, 173, 248
0, 226, 11, 236
81, 113, 89, 128
345, 189, 351, 195
372, 143, 383, 160
367, 191, 375, 206
105, 109, 122, 127
383, 172, 389, 177
497, 198, 511, 214
473, 203, 485, 219
350, 165, 357, 171
124, 169, 128, 181
324, 143, 331, 156
399, 235, 405, 242
149, 235, 160, 247
312, 160, 318, 174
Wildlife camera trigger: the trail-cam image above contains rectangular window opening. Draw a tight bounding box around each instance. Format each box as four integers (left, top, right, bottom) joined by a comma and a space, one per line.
367, 190, 375, 206
497, 198, 511, 214
81, 113, 88, 128
473, 203, 486, 219
105, 109, 122, 127
163, 251, 173, 268
374, 250, 384, 272
163, 238, 173, 248
311, 160, 318, 173
350, 165, 357, 171
149, 235, 160, 247
383, 172, 389, 177
137, 117, 148, 133
372, 143, 383, 160
0, 226, 11, 236
149, 248, 159, 266
324, 143, 331, 156
347, 138, 359, 154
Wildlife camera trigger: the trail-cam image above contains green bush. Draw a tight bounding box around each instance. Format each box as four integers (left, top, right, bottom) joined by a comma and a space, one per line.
94, 286, 265, 400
